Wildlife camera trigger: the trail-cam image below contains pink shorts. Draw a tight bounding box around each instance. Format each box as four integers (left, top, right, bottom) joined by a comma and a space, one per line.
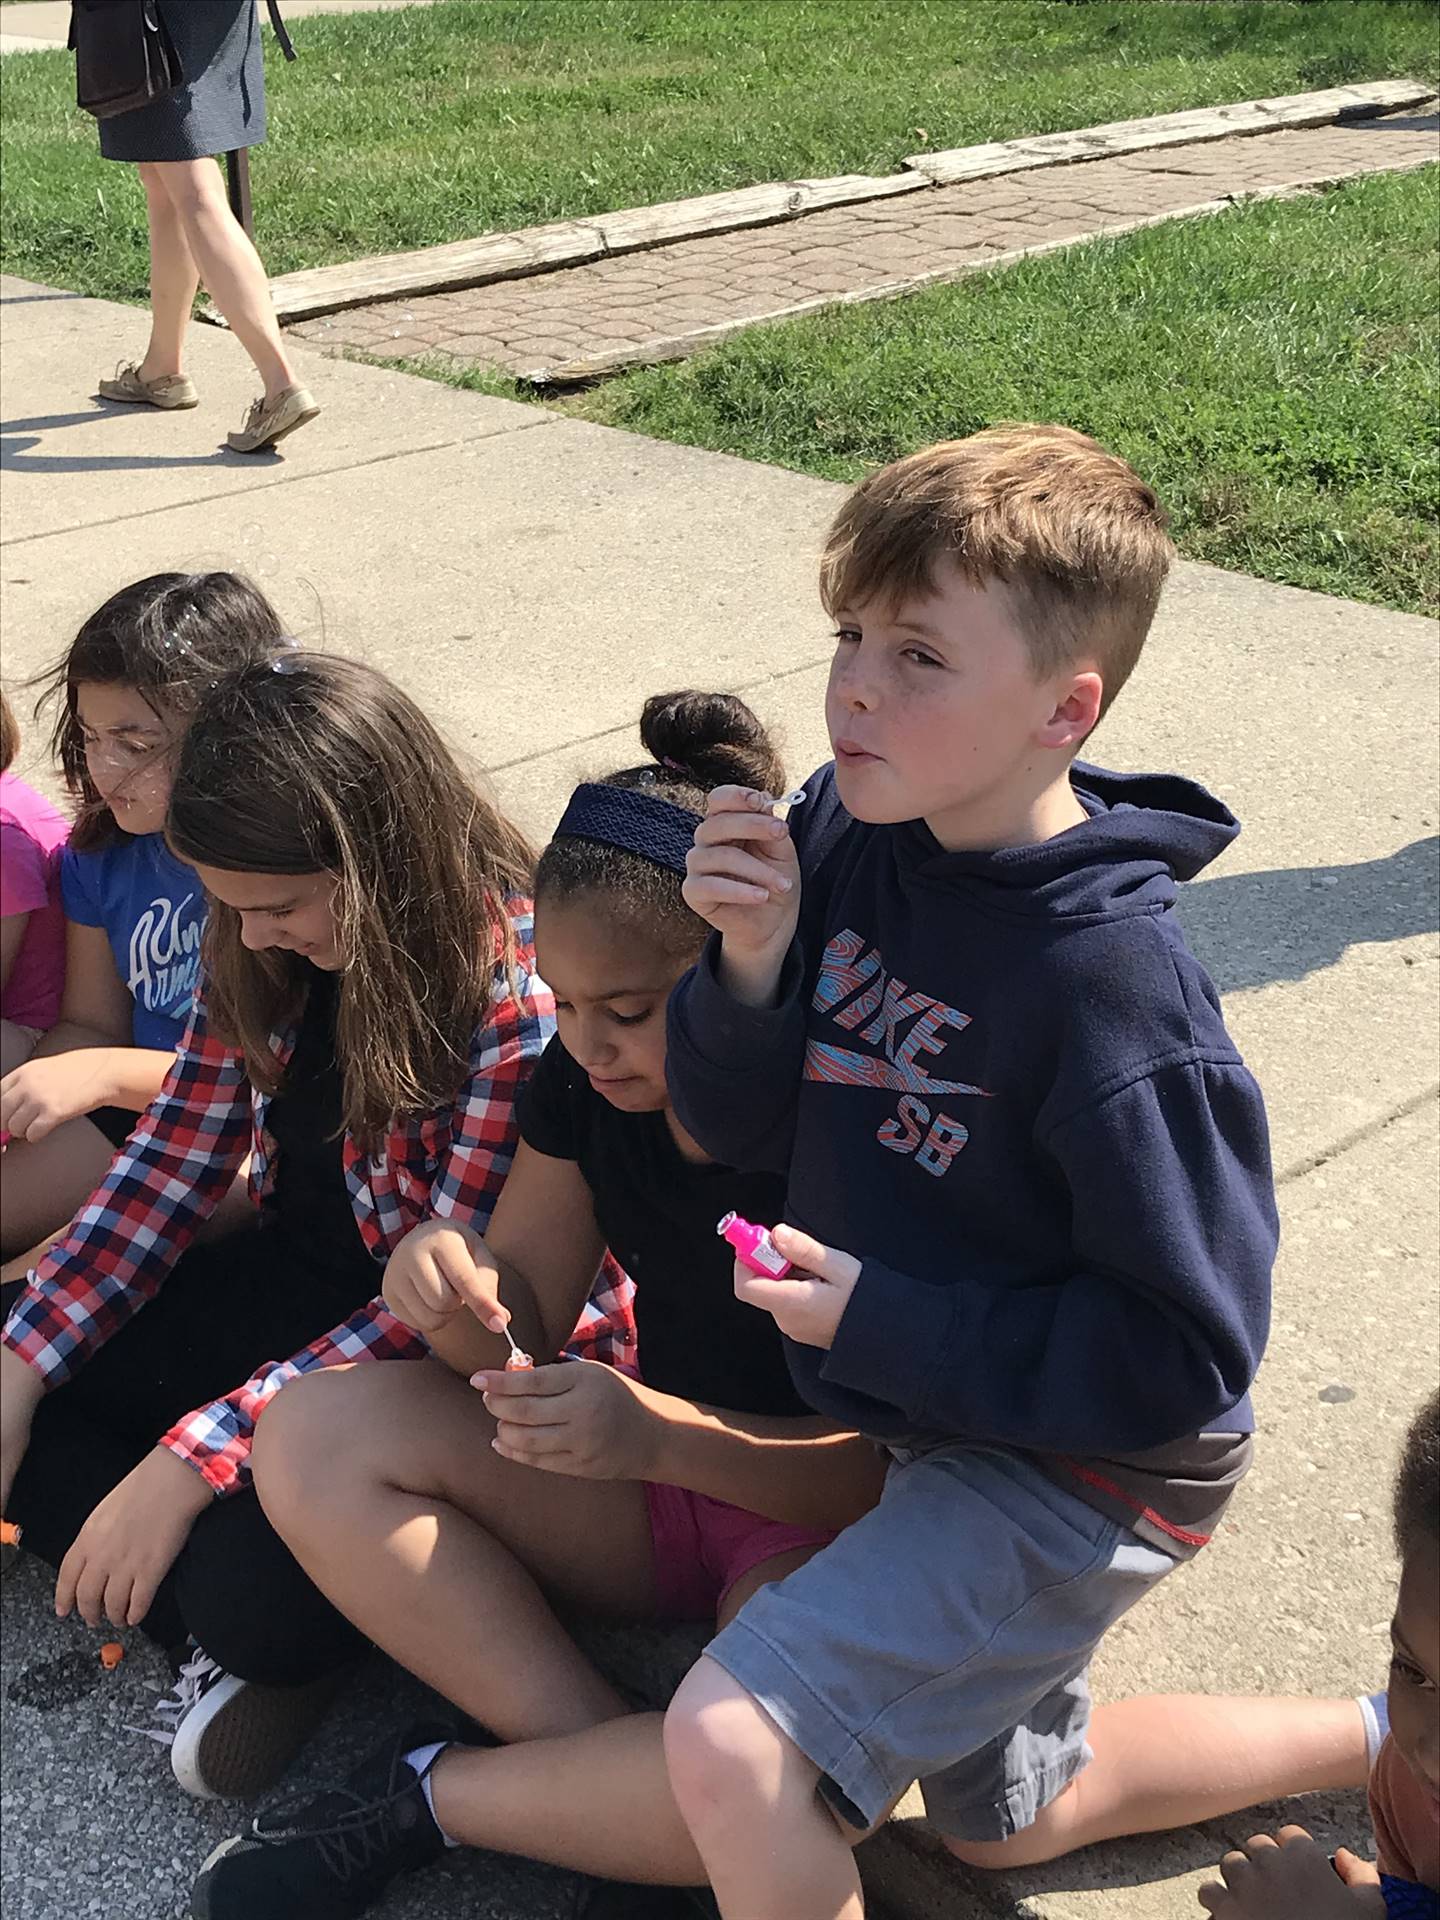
643, 1481, 837, 1621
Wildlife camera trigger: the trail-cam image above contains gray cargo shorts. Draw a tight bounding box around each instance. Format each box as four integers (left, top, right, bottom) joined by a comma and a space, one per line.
703, 1440, 1176, 1841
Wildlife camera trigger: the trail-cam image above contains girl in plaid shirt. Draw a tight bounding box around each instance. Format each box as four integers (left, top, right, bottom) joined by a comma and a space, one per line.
0, 653, 632, 1803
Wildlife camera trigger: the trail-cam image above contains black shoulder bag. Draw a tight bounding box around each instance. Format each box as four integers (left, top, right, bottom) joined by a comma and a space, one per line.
69, 1, 295, 122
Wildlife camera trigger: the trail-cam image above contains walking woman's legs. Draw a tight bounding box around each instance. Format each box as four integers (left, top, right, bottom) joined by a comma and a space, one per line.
149, 158, 297, 400
136, 161, 199, 382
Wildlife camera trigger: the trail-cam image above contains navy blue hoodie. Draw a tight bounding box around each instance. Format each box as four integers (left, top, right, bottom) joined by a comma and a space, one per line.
668, 762, 1277, 1556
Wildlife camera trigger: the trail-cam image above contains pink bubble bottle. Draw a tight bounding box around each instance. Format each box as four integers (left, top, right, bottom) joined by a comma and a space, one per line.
717, 1211, 792, 1278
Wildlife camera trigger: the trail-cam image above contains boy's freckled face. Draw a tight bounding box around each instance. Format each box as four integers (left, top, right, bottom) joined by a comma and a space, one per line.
824, 564, 1086, 847
1388, 1539, 1440, 1814
536, 901, 691, 1114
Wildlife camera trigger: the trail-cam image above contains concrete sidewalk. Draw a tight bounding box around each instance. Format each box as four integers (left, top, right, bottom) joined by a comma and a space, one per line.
0, 0, 444, 56
1, 277, 1437, 1920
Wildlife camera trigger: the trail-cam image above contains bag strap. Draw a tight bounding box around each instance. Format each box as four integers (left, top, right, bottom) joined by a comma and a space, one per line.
265, 0, 296, 62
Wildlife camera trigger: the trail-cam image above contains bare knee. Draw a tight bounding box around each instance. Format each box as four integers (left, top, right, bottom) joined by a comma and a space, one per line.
943, 1804, 1076, 1872
151, 158, 225, 224
253, 1358, 481, 1526
664, 1659, 787, 1828
252, 1365, 367, 1522
1, 1019, 40, 1078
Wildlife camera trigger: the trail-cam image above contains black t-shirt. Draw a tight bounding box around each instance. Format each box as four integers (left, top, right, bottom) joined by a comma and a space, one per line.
518, 1036, 807, 1417
263, 969, 378, 1292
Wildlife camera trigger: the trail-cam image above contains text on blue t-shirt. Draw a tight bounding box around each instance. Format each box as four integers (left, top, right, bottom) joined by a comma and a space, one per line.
60, 832, 205, 1049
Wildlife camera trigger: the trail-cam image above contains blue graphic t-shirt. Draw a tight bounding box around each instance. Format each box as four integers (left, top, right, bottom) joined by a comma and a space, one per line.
60, 833, 205, 1049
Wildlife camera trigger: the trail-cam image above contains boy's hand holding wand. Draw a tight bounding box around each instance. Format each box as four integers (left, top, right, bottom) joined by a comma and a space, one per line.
686, 788, 864, 1347
682, 784, 803, 1008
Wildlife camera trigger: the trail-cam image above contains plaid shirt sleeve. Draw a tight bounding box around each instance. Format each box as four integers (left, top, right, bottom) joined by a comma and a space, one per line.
425, 938, 553, 1231
159, 1297, 429, 1495
2, 981, 252, 1389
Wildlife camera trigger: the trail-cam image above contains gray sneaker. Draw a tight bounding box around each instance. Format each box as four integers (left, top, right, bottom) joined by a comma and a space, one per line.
98, 361, 199, 409
227, 385, 320, 454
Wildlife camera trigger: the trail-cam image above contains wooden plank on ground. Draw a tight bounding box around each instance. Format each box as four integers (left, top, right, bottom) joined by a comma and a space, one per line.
591, 172, 923, 251
903, 79, 1434, 183
256, 222, 605, 323
249, 174, 924, 327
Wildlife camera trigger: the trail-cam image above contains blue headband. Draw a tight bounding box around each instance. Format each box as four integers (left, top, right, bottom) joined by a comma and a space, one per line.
554, 783, 701, 876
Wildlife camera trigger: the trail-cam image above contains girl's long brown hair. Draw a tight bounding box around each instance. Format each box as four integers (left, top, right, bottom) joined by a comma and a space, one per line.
167, 653, 534, 1146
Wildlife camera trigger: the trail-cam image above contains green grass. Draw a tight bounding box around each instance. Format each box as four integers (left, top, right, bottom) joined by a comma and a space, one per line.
505, 168, 1436, 616
2, 0, 1437, 299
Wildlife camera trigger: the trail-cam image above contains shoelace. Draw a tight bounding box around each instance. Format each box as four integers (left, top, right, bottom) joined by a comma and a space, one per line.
125, 1644, 223, 1749
242, 396, 267, 429
252, 1759, 438, 1885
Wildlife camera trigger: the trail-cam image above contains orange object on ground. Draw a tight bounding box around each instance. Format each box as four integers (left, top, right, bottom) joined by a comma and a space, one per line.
99, 1642, 125, 1670
0, 1521, 21, 1548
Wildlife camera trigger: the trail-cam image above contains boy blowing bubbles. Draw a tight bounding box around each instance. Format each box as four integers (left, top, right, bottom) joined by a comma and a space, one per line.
665, 425, 1279, 1917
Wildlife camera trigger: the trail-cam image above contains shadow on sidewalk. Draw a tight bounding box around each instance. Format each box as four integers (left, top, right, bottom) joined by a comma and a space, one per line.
1, 406, 269, 473
981, 1786, 1371, 1904
1178, 837, 1439, 993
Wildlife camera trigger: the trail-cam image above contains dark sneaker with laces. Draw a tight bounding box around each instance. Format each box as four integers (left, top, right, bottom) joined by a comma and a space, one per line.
190, 1721, 452, 1919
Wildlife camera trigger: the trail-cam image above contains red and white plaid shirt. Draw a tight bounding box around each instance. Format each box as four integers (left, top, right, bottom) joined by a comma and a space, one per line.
2, 908, 636, 1496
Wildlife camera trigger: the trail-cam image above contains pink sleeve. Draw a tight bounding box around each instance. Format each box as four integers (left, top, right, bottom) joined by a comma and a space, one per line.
0, 822, 50, 918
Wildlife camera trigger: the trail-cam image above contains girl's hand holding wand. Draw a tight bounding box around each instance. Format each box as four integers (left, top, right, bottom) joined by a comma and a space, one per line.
474, 1360, 660, 1483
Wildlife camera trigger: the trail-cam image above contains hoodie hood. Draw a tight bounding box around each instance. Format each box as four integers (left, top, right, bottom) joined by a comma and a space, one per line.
896, 761, 1240, 923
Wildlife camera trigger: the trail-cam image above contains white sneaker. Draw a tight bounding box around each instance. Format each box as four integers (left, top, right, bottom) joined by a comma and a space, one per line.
130, 1643, 341, 1801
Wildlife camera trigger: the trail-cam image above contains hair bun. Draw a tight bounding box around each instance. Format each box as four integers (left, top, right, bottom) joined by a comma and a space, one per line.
638, 690, 786, 796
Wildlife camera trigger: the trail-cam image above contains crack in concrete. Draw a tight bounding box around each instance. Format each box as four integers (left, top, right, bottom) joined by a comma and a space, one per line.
483, 653, 832, 777
1276, 1084, 1439, 1187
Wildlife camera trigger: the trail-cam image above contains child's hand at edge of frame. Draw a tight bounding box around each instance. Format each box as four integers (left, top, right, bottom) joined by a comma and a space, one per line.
1196, 1828, 1385, 1918
733, 1224, 861, 1351
0, 1051, 117, 1145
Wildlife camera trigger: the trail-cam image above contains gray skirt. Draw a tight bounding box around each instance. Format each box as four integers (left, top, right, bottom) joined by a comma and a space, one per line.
98, 0, 265, 163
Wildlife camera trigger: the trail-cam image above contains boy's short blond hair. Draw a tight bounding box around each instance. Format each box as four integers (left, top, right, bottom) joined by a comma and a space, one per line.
820, 424, 1175, 718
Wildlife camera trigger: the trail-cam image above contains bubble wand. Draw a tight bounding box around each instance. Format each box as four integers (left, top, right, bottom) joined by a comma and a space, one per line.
500, 1322, 534, 1373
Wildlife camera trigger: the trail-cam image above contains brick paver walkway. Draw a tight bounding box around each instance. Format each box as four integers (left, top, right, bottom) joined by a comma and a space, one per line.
290, 107, 1437, 384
